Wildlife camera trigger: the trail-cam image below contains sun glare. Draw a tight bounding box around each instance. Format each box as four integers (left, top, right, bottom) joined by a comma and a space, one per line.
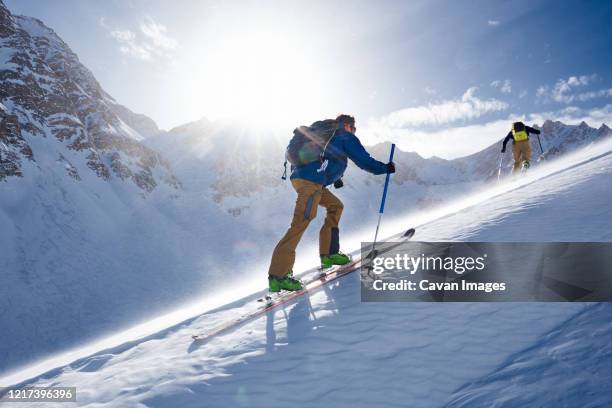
187, 14, 333, 130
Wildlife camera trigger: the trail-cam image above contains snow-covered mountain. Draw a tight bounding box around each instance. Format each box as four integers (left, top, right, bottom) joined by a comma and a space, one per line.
4, 128, 611, 407
0, 0, 234, 373
0, 1, 175, 190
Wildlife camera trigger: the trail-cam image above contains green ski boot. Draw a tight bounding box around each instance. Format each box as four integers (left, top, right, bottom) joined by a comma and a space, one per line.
522, 160, 530, 172
268, 275, 303, 292
320, 252, 351, 268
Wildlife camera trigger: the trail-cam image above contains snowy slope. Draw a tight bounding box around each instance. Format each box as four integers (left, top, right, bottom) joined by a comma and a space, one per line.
3, 136, 611, 407
445, 303, 612, 407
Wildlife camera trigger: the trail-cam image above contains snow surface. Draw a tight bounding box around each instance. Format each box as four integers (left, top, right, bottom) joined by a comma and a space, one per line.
2, 136, 612, 407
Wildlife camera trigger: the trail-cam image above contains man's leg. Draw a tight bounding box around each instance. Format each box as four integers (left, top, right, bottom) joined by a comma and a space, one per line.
268, 179, 322, 278
523, 140, 532, 166
318, 187, 344, 256
512, 143, 522, 174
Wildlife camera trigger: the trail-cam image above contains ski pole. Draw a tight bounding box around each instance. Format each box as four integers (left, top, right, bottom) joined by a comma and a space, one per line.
536, 134, 545, 160
536, 134, 544, 153
370, 143, 395, 258
497, 152, 503, 181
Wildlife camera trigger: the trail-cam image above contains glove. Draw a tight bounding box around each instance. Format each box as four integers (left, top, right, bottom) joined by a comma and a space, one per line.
501, 147, 506, 153
386, 162, 396, 174
333, 178, 344, 189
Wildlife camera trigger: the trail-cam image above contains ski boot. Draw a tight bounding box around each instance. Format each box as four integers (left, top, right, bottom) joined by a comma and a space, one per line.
320, 252, 351, 269
521, 160, 530, 172
268, 274, 303, 292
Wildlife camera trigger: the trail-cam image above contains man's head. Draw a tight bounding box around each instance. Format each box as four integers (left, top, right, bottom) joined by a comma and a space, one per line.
336, 114, 356, 133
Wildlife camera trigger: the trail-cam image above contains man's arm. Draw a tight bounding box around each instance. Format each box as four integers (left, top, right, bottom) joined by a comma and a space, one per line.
526, 126, 541, 135
502, 132, 513, 152
343, 133, 388, 175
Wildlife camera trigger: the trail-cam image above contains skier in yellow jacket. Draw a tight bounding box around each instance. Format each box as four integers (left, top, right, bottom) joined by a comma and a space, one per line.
501, 121, 541, 173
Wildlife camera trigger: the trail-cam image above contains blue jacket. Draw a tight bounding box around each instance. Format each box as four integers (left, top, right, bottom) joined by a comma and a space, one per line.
290, 129, 388, 186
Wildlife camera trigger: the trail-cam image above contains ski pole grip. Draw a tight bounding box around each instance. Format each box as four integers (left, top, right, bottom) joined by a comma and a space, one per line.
379, 143, 395, 214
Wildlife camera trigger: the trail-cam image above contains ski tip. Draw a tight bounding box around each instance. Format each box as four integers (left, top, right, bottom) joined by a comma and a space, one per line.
192, 334, 209, 341
257, 295, 274, 302
403, 228, 416, 238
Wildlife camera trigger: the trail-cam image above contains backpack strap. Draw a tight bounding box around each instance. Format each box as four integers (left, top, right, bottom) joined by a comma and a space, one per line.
319, 127, 338, 162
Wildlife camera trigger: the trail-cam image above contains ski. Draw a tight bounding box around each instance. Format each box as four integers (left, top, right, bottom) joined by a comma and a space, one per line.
192, 228, 415, 342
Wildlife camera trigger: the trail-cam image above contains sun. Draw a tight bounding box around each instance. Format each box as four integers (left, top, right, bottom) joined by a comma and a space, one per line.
184, 13, 335, 130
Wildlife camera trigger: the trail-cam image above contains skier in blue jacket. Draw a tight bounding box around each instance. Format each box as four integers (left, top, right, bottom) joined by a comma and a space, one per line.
268, 114, 395, 292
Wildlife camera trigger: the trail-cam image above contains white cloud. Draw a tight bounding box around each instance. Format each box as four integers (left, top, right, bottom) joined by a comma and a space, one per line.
537, 74, 610, 104
574, 88, 612, 102
110, 29, 135, 42
488, 20, 500, 26
528, 104, 612, 128
375, 87, 508, 129
519, 90, 528, 99
536, 86, 548, 97
110, 29, 152, 60
365, 102, 612, 160
566, 75, 593, 87
424, 86, 437, 95
491, 79, 512, 94
140, 17, 177, 51
365, 119, 511, 159
99, 17, 108, 29
101, 16, 178, 61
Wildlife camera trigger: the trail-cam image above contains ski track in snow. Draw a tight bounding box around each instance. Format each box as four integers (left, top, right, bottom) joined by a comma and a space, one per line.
2, 142, 612, 407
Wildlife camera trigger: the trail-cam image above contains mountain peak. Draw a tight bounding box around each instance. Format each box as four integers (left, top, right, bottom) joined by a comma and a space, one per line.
542, 119, 558, 133
168, 116, 214, 136
13, 14, 61, 42
598, 123, 611, 134
0, 0, 16, 37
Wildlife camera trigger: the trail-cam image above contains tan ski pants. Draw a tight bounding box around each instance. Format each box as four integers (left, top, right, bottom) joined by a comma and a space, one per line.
512, 140, 532, 173
268, 179, 343, 278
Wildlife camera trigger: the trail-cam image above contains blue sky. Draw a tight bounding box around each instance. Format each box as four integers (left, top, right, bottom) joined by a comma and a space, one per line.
5, 0, 612, 157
